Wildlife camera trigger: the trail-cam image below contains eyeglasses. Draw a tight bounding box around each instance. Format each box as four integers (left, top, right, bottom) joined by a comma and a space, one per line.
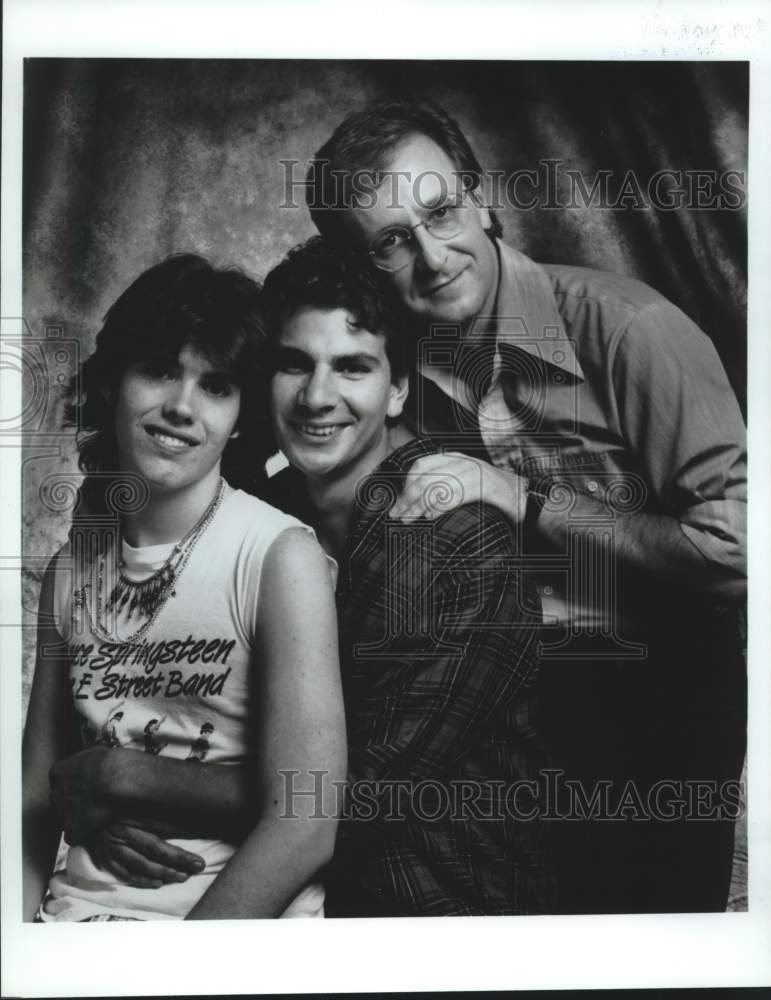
368, 189, 474, 272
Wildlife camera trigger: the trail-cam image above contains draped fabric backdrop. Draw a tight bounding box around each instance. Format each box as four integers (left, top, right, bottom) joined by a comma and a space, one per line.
20, 59, 748, 903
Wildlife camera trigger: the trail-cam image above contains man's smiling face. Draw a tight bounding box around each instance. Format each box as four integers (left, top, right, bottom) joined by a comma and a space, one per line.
347, 133, 499, 327
270, 306, 407, 487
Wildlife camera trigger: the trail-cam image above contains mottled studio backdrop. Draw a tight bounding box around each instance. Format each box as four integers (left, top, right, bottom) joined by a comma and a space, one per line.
21, 64, 748, 903
22, 57, 749, 689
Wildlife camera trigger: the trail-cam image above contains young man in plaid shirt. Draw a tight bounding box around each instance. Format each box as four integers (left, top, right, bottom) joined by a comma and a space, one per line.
262, 237, 556, 916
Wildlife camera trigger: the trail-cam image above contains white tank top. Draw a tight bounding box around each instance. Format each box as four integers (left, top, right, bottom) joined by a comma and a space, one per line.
42, 488, 326, 920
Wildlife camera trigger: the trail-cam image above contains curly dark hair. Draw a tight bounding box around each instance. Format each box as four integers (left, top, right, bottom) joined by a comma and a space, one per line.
261, 235, 415, 382
67, 253, 273, 514
307, 99, 503, 247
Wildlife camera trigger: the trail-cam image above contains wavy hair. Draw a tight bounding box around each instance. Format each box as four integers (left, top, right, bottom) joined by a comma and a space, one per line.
261, 235, 415, 382
307, 99, 503, 247
67, 253, 273, 515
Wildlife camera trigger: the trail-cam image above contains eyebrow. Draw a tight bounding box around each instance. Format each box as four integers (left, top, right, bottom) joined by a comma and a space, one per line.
419, 189, 457, 210
197, 362, 240, 381
334, 351, 382, 367
145, 354, 240, 379
371, 191, 464, 237
275, 346, 382, 367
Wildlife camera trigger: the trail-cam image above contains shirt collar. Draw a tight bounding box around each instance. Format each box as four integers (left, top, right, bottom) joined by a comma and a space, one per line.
487, 241, 584, 380
347, 437, 439, 539
373, 436, 439, 477
267, 439, 440, 582
334, 437, 440, 588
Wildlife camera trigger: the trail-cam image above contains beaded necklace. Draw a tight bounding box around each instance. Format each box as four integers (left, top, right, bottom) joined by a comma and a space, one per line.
85, 477, 226, 644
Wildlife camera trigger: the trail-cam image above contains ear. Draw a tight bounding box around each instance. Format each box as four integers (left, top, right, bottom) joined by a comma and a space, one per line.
387, 373, 409, 420
229, 428, 240, 440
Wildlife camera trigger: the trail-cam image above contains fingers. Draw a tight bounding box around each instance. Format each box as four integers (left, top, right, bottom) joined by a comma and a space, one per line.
120, 825, 205, 876
89, 844, 164, 890
391, 497, 452, 522
88, 822, 206, 888
96, 840, 188, 886
390, 457, 477, 521
388, 455, 526, 523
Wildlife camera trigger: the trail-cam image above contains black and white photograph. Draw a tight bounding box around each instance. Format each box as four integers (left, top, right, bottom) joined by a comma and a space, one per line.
2, 1, 770, 995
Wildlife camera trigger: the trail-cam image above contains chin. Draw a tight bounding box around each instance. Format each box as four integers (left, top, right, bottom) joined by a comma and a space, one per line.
144, 473, 188, 494
414, 290, 484, 327
285, 451, 328, 479
422, 298, 479, 326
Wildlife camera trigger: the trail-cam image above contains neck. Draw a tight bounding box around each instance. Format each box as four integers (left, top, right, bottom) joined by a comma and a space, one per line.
303, 424, 412, 561
121, 469, 223, 547
462, 236, 500, 338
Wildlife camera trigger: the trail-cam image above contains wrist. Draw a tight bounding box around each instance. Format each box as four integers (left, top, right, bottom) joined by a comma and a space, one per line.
98, 746, 139, 806
524, 481, 549, 535
490, 469, 530, 522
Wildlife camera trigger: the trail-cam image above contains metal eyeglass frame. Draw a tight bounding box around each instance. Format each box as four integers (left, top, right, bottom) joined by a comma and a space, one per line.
367, 188, 476, 272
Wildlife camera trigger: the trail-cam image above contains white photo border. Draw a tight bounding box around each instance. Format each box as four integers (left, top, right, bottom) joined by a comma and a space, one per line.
2, 1, 770, 995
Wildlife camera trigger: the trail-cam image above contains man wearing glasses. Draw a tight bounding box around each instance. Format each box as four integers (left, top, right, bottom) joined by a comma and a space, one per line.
307, 100, 747, 914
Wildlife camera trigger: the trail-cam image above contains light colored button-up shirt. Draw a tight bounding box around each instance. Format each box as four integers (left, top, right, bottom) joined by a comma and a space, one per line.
410, 241, 746, 635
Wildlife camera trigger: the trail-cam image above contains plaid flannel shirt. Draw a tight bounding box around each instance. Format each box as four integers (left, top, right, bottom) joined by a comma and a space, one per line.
268, 438, 556, 916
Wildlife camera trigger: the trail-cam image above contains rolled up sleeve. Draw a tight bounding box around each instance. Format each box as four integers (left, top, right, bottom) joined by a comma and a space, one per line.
611, 300, 746, 584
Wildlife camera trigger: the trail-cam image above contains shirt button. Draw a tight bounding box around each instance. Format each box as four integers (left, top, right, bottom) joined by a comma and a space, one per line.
587, 480, 599, 492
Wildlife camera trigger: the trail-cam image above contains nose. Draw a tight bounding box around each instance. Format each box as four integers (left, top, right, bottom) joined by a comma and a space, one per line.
161, 379, 196, 424
412, 223, 449, 273
298, 366, 337, 411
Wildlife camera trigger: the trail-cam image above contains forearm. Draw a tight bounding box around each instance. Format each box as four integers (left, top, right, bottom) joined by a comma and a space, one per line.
101, 749, 256, 839
186, 814, 336, 920
23, 560, 75, 920
186, 528, 345, 919
449, 451, 745, 600
22, 801, 60, 921
537, 491, 746, 601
